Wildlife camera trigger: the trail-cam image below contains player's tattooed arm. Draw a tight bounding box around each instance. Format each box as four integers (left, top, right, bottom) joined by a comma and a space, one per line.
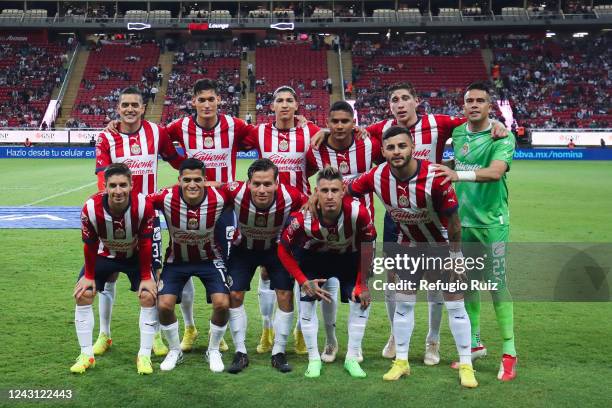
432, 160, 508, 184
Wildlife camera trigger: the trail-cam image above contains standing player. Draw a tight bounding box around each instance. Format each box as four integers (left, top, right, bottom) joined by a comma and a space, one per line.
432, 82, 517, 381
222, 159, 308, 373
347, 126, 477, 388
278, 167, 376, 378
306, 101, 381, 363
94, 87, 184, 358
148, 159, 232, 373
71, 163, 158, 375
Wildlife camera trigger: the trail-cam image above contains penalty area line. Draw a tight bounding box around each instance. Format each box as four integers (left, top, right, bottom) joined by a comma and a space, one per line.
21, 181, 97, 207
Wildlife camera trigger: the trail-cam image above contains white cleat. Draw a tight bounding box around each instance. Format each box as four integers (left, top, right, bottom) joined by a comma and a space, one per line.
424, 342, 441, 366
321, 343, 338, 363
382, 334, 396, 359
206, 350, 224, 373
160, 349, 184, 371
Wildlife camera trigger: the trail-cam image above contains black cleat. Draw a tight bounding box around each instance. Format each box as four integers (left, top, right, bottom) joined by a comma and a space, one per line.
227, 352, 249, 374
271, 352, 292, 373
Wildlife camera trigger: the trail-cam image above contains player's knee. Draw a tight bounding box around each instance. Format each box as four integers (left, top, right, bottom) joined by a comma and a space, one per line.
229, 291, 244, 307
212, 296, 230, 314
157, 297, 175, 316
76, 290, 95, 306
276, 290, 293, 311
139, 290, 156, 307
259, 266, 270, 280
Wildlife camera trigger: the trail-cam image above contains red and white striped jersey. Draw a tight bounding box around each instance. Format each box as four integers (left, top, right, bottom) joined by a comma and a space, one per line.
81, 192, 155, 259
245, 122, 320, 194
366, 114, 466, 163
147, 185, 231, 263
306, 136, 382, 217
348, 160, 458, 245
166, 114, 252, 183
95, 120, 182, 195
222, 181, 308, 251
280, 196, 376, 254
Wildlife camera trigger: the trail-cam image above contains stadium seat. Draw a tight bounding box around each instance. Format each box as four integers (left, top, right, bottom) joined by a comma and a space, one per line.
438, 8, 461, 21
397, 8, 422, 21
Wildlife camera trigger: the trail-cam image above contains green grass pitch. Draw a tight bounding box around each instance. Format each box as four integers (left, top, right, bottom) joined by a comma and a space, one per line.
0, 159, 610, 407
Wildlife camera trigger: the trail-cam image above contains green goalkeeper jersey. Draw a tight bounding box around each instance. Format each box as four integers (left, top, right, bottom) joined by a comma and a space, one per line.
452, 123, 516, 228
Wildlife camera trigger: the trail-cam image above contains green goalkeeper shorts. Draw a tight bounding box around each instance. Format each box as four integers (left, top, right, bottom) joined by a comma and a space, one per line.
462, 226, 509, 289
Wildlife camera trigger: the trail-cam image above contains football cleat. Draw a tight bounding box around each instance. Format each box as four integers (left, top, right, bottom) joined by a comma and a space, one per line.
294, 328, 307, 355
256, 328, 274, 354
305, 359, 322, 378
70, 353, 95, 374
382, 334, 396, 359
383, 359, 410, 381
219, 337, 229, 352
344, 358, 367, 378
271, 353, 292, 373
152, 332, 169, 357
180, 325, 199, 352
227, 352, 249, 374
321, 343, 338, 363
137, 355, 153, 375
93, 333, 112, 356
355, 348, 364, 363
206, 350, 224, 373
451, 344, 488, 369
160, 349, 183, 371
497, 354, 518, 381
424, 342, 440, 366
459, 364, 478, 388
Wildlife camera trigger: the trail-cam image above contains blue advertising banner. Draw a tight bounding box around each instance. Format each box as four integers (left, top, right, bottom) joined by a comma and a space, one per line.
442, 148, 612, 161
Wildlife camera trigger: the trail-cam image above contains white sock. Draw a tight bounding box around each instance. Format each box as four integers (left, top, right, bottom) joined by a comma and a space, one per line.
229, 306, 247, 354
347, 301, 370, 359
161, 321, 180, 351
272, 309, 294, 355
208, 321, 228, 352
384, 288, 396, 331
426, 289, 444, 344
258, 275, 276, 330
300, 300, 320, 360
293, 282, 302, 331
321, 278, 338, 346
138, 306, 158, 357
75, 304, 94, 356
180, 278, 195, 327
98, 281, 116, 336
393, 300, 416, 360
446, 300, 472, 365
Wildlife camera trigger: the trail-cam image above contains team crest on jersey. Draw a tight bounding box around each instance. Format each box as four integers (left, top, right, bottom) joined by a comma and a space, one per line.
339, 162, 350, 174
187, 218, 199, 230
228, 181, 240, 191
278, 139, 289, 151
204, 137, 214, 148
114, 228, 126, 239
130, 143, 141, 155
398, 195, 410, 207
255, 214, 267, 227
461, 142, 469, 156
327, 233, 339, 242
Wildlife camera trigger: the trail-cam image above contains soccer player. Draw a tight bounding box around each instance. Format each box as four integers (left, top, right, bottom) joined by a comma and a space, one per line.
306, 101, 381, 363
148, 158, 232, 373
94, 87, 184, 358
278, 167, 376, 379
222, 159, 308, 373
347, 126, 477, 388
432, 82, 518, 381
72, 163, 158, 375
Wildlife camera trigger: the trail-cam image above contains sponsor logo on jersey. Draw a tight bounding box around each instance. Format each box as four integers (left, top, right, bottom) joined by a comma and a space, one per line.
172, 230, 211, 245
389, 208, 432, 224
192, 151, 230, 168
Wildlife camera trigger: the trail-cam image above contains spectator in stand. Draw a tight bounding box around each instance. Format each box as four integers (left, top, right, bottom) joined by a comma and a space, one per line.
568, 139, 576, 149
24, 138, 33, 147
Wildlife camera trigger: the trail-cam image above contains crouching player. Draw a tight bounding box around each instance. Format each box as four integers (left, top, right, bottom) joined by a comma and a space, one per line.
221, 158, 308, 373
278, 166, 376, 378
72, 163, 158, 375
148, 159, 232, 373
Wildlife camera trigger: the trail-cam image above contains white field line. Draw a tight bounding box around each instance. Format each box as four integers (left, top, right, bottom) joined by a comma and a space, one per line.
21, 181, 97, 207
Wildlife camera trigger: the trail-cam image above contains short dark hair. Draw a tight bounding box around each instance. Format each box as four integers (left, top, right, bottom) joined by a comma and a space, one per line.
119, 87, 143, 103
248, 158, 279, 180
193, 78, 219, 96
179, 158, 206, 176
104, 163, 132, 182
388, 82, 418, 99
316, 166, 343, 185
466, 81, 492, 98
329, 100, 354, 117
273, 85, 297, 100
382, 125, 413, 142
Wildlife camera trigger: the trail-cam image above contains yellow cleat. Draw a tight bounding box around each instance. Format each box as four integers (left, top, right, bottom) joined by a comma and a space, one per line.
219, 337, 229, 352
70, 353, 95, 374
294, 328, 307, 355
459, 364, 478, 388
181, 325, 199, 352
137, 355, 153, 375
153, 332, 168, 357
93, 333, 112, 356
383, 359, 410, 381
256, 328, 275, 354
